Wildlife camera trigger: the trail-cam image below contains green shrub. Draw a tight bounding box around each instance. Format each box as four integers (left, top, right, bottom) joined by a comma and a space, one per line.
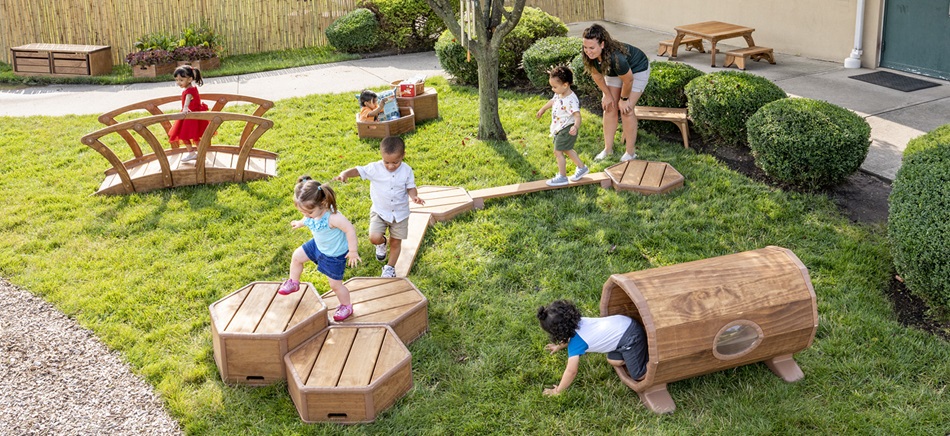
177, 22, 222, 53
570, 53, 598, 96
684, 71, 787, 147
639, 61, 704, 134
325, 8, 381, 53
435, 7, 567, 86
746, 98, 870, 189
523, 36, 583, 88
360, 0, 445, 51
134, 31, 178, 52
888, 124, 950, 313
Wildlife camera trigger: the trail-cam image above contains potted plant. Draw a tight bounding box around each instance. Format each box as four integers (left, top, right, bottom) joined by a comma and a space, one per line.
173, 45, 220, 71
125, 48, 176, 78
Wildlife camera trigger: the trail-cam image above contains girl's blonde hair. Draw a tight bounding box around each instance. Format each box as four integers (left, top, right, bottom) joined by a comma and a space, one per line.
293, 175, 338, 214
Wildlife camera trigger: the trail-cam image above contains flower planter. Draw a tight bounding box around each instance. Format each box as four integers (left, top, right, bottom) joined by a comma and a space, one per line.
131, 62, 176, 78
177, 56, 220, 71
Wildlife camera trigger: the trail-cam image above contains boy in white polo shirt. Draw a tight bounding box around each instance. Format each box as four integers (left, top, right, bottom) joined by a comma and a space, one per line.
335, 136, 425, 277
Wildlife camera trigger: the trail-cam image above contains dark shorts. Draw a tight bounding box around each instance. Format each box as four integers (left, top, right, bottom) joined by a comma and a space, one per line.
607, 319, 648, 380
301, 239, 347, 281
553, 125, 578, 151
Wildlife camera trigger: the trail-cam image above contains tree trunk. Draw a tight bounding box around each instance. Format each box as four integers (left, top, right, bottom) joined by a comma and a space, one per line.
474, 50, 506, 141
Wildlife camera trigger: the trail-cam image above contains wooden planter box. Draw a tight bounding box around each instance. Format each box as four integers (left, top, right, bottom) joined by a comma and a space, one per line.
356, 107, 415, 139
322, 277, 428, 345
396, 88, 439, 123
209, 281, 328, 385
131, 62, 176, 78
11, 44, 112, 77
285, 325, 412, 423
178, 56, 220, 71
599, 246, 818, 414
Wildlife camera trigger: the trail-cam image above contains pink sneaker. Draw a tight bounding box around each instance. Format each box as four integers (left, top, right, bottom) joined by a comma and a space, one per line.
333, 304, 353, 322
278, 279, 300, 295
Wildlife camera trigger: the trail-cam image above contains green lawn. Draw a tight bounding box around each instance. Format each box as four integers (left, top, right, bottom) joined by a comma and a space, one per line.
1, 76, 947, 434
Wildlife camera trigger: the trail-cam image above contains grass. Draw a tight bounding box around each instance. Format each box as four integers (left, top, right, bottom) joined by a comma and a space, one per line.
0, 45, 358, 86
1, 76, 948, 434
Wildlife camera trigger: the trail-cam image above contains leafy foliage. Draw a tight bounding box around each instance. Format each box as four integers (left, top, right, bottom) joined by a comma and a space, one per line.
522, 36, 583, 89
171, 46, 217, 62
133, 32, 178, 52
888, 124, 950, 313
176, 22, 222, 54
684, 71, 786, 147
570, 53, 598, 96
125, 49, 174, 67
361, 0, 445, 51
747, 97, 870, 189
325, 8, 382, 53
435, 7, 566, 86
638, 61, 704, 135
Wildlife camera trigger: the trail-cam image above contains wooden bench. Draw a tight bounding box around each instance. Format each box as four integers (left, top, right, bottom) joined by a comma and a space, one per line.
657, 36, 705, 57
82, 94, 276, 195
634, 106, 690, 148
11, 43, 112, 77
722, 46, 775, 70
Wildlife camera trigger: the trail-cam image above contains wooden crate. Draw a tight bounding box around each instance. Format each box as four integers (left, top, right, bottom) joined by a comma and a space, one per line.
11, 44, 112, 77
285, 325, 412, 423
396, 88, 439, 122
209, 281, 328, 386
322, 277, 428, 345
356, 107, 415, 139
599, 246, 818, 414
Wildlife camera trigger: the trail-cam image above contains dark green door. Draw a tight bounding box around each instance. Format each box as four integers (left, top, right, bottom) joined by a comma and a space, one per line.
880, 0, 950, 80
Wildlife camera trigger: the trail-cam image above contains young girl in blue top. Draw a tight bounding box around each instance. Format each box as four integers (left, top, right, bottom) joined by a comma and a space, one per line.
279, 175, 362, 322
538, 299, 647, 396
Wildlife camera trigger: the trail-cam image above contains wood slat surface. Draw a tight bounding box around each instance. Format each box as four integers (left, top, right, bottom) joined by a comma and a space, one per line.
468, 172, 610, 201
372, 333, 407, 383
257, 282, 303, 334
306, 328, 357, 387
337, 328, 385, 387
225, 282, 275, 333
394, 213, 433, 277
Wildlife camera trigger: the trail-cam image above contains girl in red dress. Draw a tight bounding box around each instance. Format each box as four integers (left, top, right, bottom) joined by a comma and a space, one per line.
168, 65, 210, 163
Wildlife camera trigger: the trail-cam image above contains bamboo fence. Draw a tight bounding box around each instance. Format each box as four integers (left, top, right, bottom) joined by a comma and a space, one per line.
0, 0, 602, 66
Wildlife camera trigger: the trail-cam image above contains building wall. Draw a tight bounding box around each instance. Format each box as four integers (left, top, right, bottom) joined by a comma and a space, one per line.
603, 0, 884, 68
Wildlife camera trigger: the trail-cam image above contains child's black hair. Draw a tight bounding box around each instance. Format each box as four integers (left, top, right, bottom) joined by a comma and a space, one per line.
537, 300, 582, 344
173, 65, 204, 86
549, 65, 574, 85
381, 136, 406, 156
294, 175, 338, 214
359, 90, 378, 108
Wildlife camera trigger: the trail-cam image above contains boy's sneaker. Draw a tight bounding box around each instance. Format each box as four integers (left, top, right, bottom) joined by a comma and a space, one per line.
570, 166, 590, 182
546, 174, 569, 187
375, 241, 387, 261
333, 304, 353, 322
181, 151, 198, 162
594, 149, 611, 161
381, 265, 396, 278
278, 278, 300, 295
621, 152, 637, 162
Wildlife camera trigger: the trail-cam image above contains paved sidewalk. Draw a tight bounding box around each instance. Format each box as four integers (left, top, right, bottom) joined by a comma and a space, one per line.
3, 22, 948, 181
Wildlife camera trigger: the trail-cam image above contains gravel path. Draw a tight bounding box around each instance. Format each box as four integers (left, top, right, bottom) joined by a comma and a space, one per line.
0, 278, 182, 435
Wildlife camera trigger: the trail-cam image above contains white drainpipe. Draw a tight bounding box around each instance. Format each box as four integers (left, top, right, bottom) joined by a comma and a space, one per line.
844, 0, 866, 68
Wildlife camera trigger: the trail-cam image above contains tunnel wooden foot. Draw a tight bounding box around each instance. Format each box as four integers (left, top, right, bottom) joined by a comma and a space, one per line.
765, 354, 804, 382
637, 383, 676, 414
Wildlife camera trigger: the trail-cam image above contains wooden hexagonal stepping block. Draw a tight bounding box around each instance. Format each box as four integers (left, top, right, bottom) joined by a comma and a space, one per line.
209, 281, 328, 385
410, 185, 473, 222
322, 277, 428, 345
285, 325, 412, 423
605, 160, 684, 194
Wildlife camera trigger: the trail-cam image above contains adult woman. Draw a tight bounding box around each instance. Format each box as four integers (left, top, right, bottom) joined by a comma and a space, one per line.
581, 24, 650, 162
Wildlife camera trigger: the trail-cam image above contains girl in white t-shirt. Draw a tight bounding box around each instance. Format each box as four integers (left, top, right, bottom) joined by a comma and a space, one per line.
538, 299, 647, 395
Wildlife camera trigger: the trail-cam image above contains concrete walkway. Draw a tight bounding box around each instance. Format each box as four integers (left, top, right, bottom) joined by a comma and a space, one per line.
2, 21, 948, 181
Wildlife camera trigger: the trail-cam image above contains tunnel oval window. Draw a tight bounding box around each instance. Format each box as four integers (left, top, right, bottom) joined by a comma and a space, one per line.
713, 320, 764, 360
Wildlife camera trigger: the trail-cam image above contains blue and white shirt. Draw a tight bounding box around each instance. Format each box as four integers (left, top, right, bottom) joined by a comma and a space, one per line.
567, 315, 633, 357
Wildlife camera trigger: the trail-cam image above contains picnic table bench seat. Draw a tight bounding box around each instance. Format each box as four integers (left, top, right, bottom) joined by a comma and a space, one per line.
635, 106, 691, 148
722, 46, 775, 70
657, 36, 705, 57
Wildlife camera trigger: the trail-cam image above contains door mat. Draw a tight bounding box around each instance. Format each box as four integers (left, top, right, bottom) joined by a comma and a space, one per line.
849, 71, 941, 92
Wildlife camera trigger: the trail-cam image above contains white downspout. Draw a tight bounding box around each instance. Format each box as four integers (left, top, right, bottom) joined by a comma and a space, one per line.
844, 0, 866, 68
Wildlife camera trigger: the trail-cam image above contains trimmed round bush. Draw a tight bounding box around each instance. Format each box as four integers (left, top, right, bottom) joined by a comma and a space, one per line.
747, 97, 870, 189
570, 54, 598, 96
684, 71, 787, 147
435, 7, 567, 86
325, 8, 381, 53
639, 61, 704, 135
888, 124, 950, 312
360, 0, 445, 51
523, 36, 582, 89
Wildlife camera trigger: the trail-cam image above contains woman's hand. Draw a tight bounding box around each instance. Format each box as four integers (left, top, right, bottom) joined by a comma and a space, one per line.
619, 99, 635, 115
601, 94, 616, 112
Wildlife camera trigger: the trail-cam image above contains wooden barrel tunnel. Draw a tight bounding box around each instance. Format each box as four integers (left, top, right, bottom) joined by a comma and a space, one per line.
599, 246, 818, 414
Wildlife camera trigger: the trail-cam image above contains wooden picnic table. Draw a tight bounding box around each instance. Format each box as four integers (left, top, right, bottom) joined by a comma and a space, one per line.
670, 21, 756, 67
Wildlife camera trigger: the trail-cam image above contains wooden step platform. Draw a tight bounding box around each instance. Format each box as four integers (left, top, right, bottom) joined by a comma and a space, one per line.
469, 172, 612, 209
410, 186, 474, 222
635, 106, 691, 149
322, 277, 428, 345
657, 36, 705, 57
604, 160, 684, 195
285, 325, 412, 423
393, 212, 434, 277
722, 46, 775, 70
209, 281, 328, 385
